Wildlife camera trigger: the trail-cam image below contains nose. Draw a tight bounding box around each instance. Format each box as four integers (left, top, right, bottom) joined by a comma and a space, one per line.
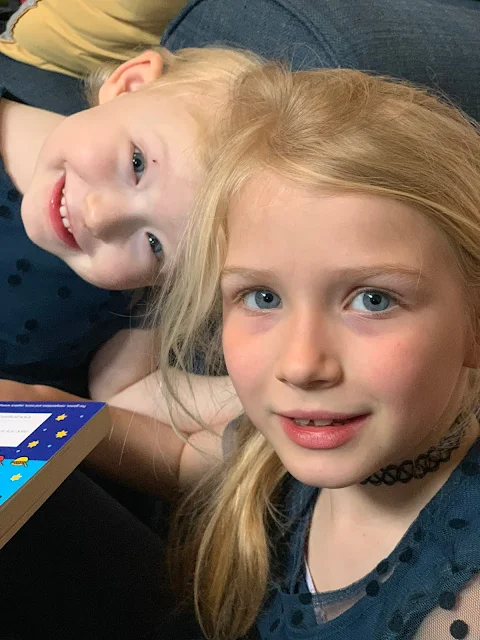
275, 310, 342, 390
83, 191, 131, 239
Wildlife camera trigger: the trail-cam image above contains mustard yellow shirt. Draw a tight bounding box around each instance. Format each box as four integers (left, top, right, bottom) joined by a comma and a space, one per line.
0, 0, 187, 78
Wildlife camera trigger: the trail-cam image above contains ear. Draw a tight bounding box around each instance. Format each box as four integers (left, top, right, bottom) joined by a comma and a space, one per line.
98, 50, 164, 104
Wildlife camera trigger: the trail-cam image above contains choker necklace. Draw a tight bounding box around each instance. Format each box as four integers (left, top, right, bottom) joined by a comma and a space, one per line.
361, 421, 466, 487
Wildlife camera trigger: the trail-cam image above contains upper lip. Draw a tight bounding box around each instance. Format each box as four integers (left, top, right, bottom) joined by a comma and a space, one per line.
278, 410, 369, 421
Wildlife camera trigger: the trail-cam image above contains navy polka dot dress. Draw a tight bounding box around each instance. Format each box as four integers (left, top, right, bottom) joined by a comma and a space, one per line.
256, 440, 480, 639
0, 91, 144, 397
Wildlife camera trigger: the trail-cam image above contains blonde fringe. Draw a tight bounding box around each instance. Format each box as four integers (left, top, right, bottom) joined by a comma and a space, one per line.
160, 64, 480, 639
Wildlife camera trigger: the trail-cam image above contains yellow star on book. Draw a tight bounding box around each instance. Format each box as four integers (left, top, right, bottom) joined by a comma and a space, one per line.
27, 441, 39, 448
55, 430, 68, 439
10, 474, 22, 481
55, 414, 67, 421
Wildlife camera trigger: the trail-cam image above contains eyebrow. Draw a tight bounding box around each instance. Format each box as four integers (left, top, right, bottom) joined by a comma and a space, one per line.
221, 264, 428, 284
221, 267, 278, 280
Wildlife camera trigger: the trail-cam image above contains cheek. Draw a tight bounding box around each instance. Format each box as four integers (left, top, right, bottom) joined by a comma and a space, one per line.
69, 252, 152, 290
47, 114, 114, 176
353, 324, 466, 411
222, 312, 271, 397
222, 315, 252, 388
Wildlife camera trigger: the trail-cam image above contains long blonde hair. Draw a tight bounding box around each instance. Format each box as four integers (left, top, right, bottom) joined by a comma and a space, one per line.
86, 46, 261, 170
158, 64, 480, 639
85, 45, 261, 105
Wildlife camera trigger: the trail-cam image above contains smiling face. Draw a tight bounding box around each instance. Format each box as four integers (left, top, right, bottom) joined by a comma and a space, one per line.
21, 64, 201, 289
221, 173, 474, 488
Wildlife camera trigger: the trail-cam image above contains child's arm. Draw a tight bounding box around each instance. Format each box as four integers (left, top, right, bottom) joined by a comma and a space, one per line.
0, 98, 63, 193
88, 328, 239, 489
0, 378, 222, 496
89, 328, 243, 433
413, 573, 480, 638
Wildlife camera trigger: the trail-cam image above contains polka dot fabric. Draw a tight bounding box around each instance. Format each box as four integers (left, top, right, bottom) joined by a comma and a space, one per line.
256, 440, 480, 639
0, 88, 143, 396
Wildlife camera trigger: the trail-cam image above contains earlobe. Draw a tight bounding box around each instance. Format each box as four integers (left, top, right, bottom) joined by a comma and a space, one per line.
98, 50, 164, 104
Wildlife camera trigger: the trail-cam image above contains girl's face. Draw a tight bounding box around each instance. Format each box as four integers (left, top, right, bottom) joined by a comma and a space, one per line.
221, 173, 475, 488
21, 84, 200, 290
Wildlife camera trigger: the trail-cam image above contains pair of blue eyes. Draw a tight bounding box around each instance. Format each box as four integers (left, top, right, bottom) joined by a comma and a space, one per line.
132, 149, 163, 257
244, 290, 393, 313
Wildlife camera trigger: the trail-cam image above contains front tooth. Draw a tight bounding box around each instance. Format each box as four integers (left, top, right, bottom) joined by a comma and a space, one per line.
294, 419, 311, 426
60, 205, 68, 218
313, 420, 334, 426
62, 217, 71, 229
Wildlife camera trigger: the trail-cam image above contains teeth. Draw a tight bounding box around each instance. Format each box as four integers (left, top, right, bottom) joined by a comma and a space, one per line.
293, 419, 334, 427
59, 188, 73, 233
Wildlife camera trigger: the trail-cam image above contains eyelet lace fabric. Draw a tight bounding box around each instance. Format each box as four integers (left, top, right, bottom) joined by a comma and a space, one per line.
256, 440, 480, 639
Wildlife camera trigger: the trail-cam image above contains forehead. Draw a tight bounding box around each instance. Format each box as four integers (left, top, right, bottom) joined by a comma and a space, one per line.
226, 173, 458, 276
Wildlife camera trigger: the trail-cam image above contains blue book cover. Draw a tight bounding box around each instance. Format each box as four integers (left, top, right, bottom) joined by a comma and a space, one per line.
0, 401, 109, 546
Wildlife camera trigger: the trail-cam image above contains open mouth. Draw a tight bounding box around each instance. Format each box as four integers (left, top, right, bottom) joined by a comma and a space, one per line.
292, 418, 355, 427
49, 176, 80, 250
279, 414, 370, 449
59, 188, 73, 235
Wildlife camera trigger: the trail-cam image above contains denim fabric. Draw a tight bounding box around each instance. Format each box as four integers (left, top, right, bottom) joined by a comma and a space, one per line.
162, 0, 480, 120
0, 51, 88, 115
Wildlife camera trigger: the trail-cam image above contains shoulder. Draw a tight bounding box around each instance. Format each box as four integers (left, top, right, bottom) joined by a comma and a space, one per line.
386, 441, 480, 640
413, 574, 480, 640
429, 440, 480, 541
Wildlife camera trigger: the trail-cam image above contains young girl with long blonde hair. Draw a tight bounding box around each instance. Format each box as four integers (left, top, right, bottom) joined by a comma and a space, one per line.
158, 63, 480, 639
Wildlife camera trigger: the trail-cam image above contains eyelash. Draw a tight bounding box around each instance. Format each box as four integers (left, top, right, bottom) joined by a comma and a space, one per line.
230, 286, 280, 313
147, 232, 163, 261
228, 286, 405, 314
231, 287, 260, 304
346, 287, 403, 313
132, 147, 146, 184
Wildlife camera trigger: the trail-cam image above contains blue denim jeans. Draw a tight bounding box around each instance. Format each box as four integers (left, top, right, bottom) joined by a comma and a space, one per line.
163, 0, 480, 120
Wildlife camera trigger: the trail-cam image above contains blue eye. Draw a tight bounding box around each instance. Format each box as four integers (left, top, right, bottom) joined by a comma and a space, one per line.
351, 290, 393, 313
243, 289, 282, 310
147, 232, 163, 258
132, 148, 145, 182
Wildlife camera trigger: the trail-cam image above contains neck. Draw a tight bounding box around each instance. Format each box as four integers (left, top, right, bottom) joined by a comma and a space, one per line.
0, 99, 65, 193
320, 416, 478, 530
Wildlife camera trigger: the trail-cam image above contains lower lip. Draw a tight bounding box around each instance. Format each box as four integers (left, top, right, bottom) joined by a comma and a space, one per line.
49, 176, 79, 250
279, 415, 369, 450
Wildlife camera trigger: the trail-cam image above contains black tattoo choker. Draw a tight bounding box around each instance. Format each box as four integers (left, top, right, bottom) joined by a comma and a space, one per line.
361, 421, 466, 487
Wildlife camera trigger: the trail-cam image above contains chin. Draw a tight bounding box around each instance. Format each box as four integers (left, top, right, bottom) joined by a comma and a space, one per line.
281, 456, 366, 489
75, 272, 110, 290
20, 205, 41, 246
